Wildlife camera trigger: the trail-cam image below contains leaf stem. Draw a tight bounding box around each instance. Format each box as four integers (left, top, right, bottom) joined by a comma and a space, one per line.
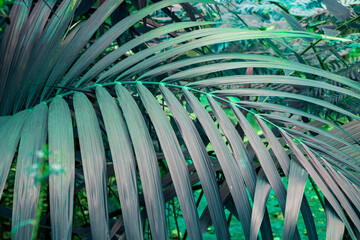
300, 15, 360, 56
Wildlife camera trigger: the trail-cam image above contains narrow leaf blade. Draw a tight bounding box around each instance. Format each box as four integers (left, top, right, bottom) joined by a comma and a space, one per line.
0, 111, 28, 199
11, 103, 47, 239
160, 85, 229, 239
183, 88, 252, 239
115, 84, 168, 240
283, 159, 308, 240
137, 83, 202, 239
74, 92, 110, 239
250, 170, 272, 240
48, 96, 75, 240
96, 86, 143, 239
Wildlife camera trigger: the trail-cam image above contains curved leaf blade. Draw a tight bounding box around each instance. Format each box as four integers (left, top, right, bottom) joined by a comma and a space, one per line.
230, 104, 302, 239
62, 0, 217, 87
250, 170, 271, 240
214, 89, 360, 121
137, 83, 202, 239
42, 0, 123, 98
255, 115, 317, 240
74, 92, 110, 239
0, 111, 28, 200
207, 95, 256, 195
115, 84, 168, 240
109, 30, 341, 82
183, 88, 252, 239
283, 159, 308, 240
48, 96, 75, 240
160, 85, 230, 239
11, 103, 47, 239
186, 75, 360, 101
325, 199, 345, 240
78, 21, 216, 87
280, 130, 358, 239
96, 86, 143, 239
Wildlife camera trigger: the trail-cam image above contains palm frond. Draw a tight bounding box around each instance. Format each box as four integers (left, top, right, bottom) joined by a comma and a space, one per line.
0, 0, 359, 239
48, 97, 75, 240
74, 92, 110, 238
12, 104, 47, 239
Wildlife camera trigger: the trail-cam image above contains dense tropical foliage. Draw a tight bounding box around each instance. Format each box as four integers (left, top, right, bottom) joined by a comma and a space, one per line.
0, 0, 360, 239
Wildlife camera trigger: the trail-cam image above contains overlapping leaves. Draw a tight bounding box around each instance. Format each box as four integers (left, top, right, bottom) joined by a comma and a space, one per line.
0, 0, 359, 239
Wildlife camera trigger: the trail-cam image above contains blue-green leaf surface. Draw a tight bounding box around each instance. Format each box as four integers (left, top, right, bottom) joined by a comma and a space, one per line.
24, 0, 81, 108
255, 115, 317, 240
183, 88, 252, 239
160, 85, 229, 239
115, 84, 168, 240
76, 21, 215, 87
137, 83, 202, 239
61, 0, 216, 88
0, 111, 28, 200
186, 75, 360, 101
74, 92, 110, 239
281, 130, 357, 239
325, 199, 345, 240
250, 170, 271, 240
207, 95, 256, 195
283, 159, 308, 240
214, 89, 360, 121
96, 86, 143, 239
0, 0, 32, 106
3, 0, 57, 114
231, 104, 301, 239
48, 96, 75, 240
11, 103, 47, 239
43, 0, 123, 98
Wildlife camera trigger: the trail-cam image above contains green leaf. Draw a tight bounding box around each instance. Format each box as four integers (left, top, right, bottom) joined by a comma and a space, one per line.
236, 101, 354, 145
96, 86, 143, 239
214, 88, 360, 121
48, 96, 75, 240
284, 129, 360, 175
111, 30, 338, 82
77, 21, 217, 87
281, 130, 358, 239
183, 88, 252, 239
137, 83, 202, 239
5, 0, 58, 113
42, 0, 123, 99
321, 159, 360, 215
99, 28, 234, 82
61, 0, 217, 88
74, 92, 110, 239
187, 75, 360, 102
11, 103, 47, 239
160, 84, 230, 239
207, 95, 256, 195
24, 0, 82, 107
231, 105, 302, 239
255, 115, 317, 240
0, 111, 28, 200
250, 170, 271, 240
115, 84, 168, 240
138, 53, 281, 81
283, 159, 308, 240
262, 114, 360, 154
0, 0, 32, 112
325, 199, 345, 240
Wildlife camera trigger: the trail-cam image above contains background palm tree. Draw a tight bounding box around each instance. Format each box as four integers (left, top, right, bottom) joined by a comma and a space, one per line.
0, 0, 359, 239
